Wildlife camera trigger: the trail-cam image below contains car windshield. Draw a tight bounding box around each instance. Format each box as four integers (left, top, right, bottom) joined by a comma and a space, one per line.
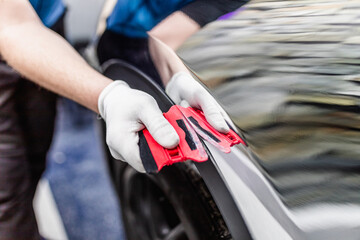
178, 1, 360, 209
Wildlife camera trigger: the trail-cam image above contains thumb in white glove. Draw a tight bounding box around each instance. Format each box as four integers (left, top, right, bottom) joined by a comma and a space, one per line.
166, 72, 230, 133
98, 81, 179, 173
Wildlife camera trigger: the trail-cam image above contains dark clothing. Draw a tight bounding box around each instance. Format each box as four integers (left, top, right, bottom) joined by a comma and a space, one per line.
181, 0, 249, 27
97, 30, 163, 87
0, 15, 65, 240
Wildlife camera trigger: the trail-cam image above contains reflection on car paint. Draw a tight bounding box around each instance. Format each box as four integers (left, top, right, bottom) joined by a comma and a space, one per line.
178, 0, 360, 209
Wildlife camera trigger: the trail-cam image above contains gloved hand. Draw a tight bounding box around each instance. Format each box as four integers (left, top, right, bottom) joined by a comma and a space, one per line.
98, 81, 180, 173
166, 72, 230, 133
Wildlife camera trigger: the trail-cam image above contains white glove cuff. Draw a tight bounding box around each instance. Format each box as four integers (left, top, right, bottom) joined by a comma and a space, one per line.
98, 80, 129, 119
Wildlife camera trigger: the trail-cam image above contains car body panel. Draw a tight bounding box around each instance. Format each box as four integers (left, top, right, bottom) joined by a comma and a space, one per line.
178, 1, 360, 239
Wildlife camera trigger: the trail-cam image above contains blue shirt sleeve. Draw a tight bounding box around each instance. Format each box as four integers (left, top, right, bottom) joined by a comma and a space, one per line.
29, 0, 65, 28
106, 0, 194, 38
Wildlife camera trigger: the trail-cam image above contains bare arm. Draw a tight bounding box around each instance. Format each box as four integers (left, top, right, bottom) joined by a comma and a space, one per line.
147, 11, 200, 85
0, 0, 184, 172
149, 11, 200, 51
148, 34, 190, 85
0, 0, 112, 113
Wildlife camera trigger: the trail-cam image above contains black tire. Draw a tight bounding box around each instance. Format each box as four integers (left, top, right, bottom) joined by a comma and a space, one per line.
113, 160, 232, 240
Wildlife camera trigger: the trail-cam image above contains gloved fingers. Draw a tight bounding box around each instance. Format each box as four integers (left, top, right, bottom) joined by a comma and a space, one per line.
165, 72, 186, 105
168, 92, 182, 105
108, 146, 125, 161
197, 94, 230, 133
180, 100, 191, 108
180, 99, 231, 131
106, 129, 146, 173
217, 103, 238, 133
139, 103, 179, 149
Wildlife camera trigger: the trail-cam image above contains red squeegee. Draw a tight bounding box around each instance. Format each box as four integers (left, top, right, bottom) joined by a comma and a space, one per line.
139, 105, 246, 173
177, 106, 246, 153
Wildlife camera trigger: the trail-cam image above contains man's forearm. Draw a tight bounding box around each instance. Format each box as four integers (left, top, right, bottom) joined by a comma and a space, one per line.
149, 11, 200, 51
0, 10, 111, 113
148, 34, 190, 85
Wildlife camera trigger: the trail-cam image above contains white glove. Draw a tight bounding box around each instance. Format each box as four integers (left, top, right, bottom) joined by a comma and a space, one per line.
98, 81, 180, 173
166, 72, 230, 133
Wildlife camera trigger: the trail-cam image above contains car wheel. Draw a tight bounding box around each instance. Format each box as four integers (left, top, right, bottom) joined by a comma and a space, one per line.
114, 161, 232, 240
